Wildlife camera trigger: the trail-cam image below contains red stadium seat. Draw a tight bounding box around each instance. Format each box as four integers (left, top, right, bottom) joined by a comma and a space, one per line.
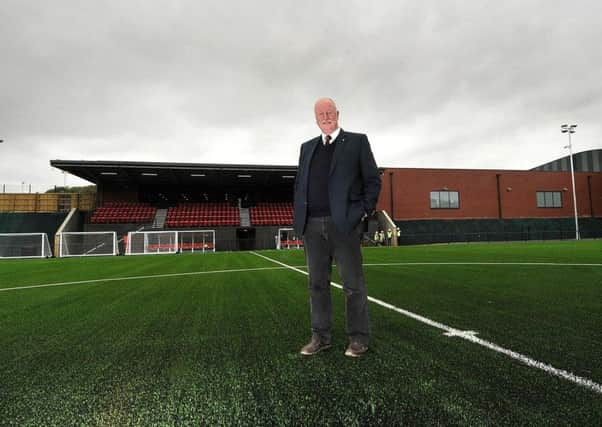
249, 202, 293, 226
89, 202, 157, 224
165, 203, 240, 228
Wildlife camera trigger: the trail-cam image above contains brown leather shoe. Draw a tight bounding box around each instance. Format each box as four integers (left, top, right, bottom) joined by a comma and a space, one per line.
300, 337, 332, 356
344, 342, 368, 358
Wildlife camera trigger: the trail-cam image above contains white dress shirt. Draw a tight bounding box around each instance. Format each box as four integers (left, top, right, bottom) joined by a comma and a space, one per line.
322, 127, 341, 145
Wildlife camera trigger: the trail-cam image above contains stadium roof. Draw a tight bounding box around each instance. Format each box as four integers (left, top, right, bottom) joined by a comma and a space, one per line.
531, 149, 602, 172
50, 160, 299, 187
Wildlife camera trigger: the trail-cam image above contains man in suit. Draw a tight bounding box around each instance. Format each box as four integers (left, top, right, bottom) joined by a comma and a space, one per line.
293, 97, 381, 357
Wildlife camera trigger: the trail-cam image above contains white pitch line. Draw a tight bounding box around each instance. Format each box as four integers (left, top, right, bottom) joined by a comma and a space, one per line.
361, 262, 602, 267
289, 262, 602, 268
250, 251, 602, 396
1, 261, 594, 293
0, 266, 288, 293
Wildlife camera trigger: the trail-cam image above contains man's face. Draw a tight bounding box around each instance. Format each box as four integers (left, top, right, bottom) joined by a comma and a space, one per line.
314, 101, 339, 135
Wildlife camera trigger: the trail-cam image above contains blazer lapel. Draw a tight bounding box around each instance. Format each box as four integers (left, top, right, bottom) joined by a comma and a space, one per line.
329, 129, 346, 176
305, 136, 321, 170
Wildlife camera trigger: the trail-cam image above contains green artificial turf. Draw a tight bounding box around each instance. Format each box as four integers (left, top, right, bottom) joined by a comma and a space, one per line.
1, 241, 601, 425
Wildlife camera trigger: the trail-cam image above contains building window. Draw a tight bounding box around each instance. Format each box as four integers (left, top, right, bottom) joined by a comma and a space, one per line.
430, 191, 459, 209
536, 191, 562, 208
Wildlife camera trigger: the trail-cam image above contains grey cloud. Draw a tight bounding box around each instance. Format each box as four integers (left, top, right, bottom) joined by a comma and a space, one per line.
1, 0, 601, 187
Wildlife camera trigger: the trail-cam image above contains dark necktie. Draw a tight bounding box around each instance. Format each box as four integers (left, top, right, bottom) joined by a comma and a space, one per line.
324, 135, 332, 145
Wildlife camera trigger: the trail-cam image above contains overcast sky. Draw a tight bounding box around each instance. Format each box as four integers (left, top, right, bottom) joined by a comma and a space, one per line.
1, 0, 601, 191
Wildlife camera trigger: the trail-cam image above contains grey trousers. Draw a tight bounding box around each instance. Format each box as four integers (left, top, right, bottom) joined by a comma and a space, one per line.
302, 216, 370, 345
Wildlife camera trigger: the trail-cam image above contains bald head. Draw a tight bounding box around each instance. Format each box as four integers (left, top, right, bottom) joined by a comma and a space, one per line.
314, 97, 337, 111
314, 97, 339, 135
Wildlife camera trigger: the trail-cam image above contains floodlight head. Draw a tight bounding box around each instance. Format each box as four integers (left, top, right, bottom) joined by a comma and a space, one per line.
561, 129, 568, 133
561, 124, 568, 129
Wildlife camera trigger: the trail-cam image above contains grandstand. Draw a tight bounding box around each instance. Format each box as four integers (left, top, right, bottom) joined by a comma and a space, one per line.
2, 155, 601, 258
48, 160, 305, 251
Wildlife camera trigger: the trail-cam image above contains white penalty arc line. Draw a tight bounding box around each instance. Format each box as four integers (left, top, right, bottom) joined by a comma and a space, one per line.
0, 266, 288, 293
250, 251, 602, 396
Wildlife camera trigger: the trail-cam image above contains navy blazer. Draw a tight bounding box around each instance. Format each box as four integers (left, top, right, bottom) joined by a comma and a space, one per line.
293, 129, 381, 235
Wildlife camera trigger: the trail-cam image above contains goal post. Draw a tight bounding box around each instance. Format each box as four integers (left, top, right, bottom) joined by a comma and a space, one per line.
276, 228, 303, 250
126, 230, 216, 255
0, 233, 52, 259
126, 230, 178, 255
58, 231, 118, 258
178, 230, 215, 253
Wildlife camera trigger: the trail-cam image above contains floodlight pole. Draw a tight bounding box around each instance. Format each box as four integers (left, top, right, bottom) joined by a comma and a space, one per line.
0, 140, 3, 193
561, 124, 580, 240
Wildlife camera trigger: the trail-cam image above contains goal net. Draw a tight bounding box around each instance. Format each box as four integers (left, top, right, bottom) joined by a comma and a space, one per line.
0, 233, 52, 259
126, 231, 178, 255
178, 230, 215, 253
276, 228, 303, 249
58, 231, 118, 257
